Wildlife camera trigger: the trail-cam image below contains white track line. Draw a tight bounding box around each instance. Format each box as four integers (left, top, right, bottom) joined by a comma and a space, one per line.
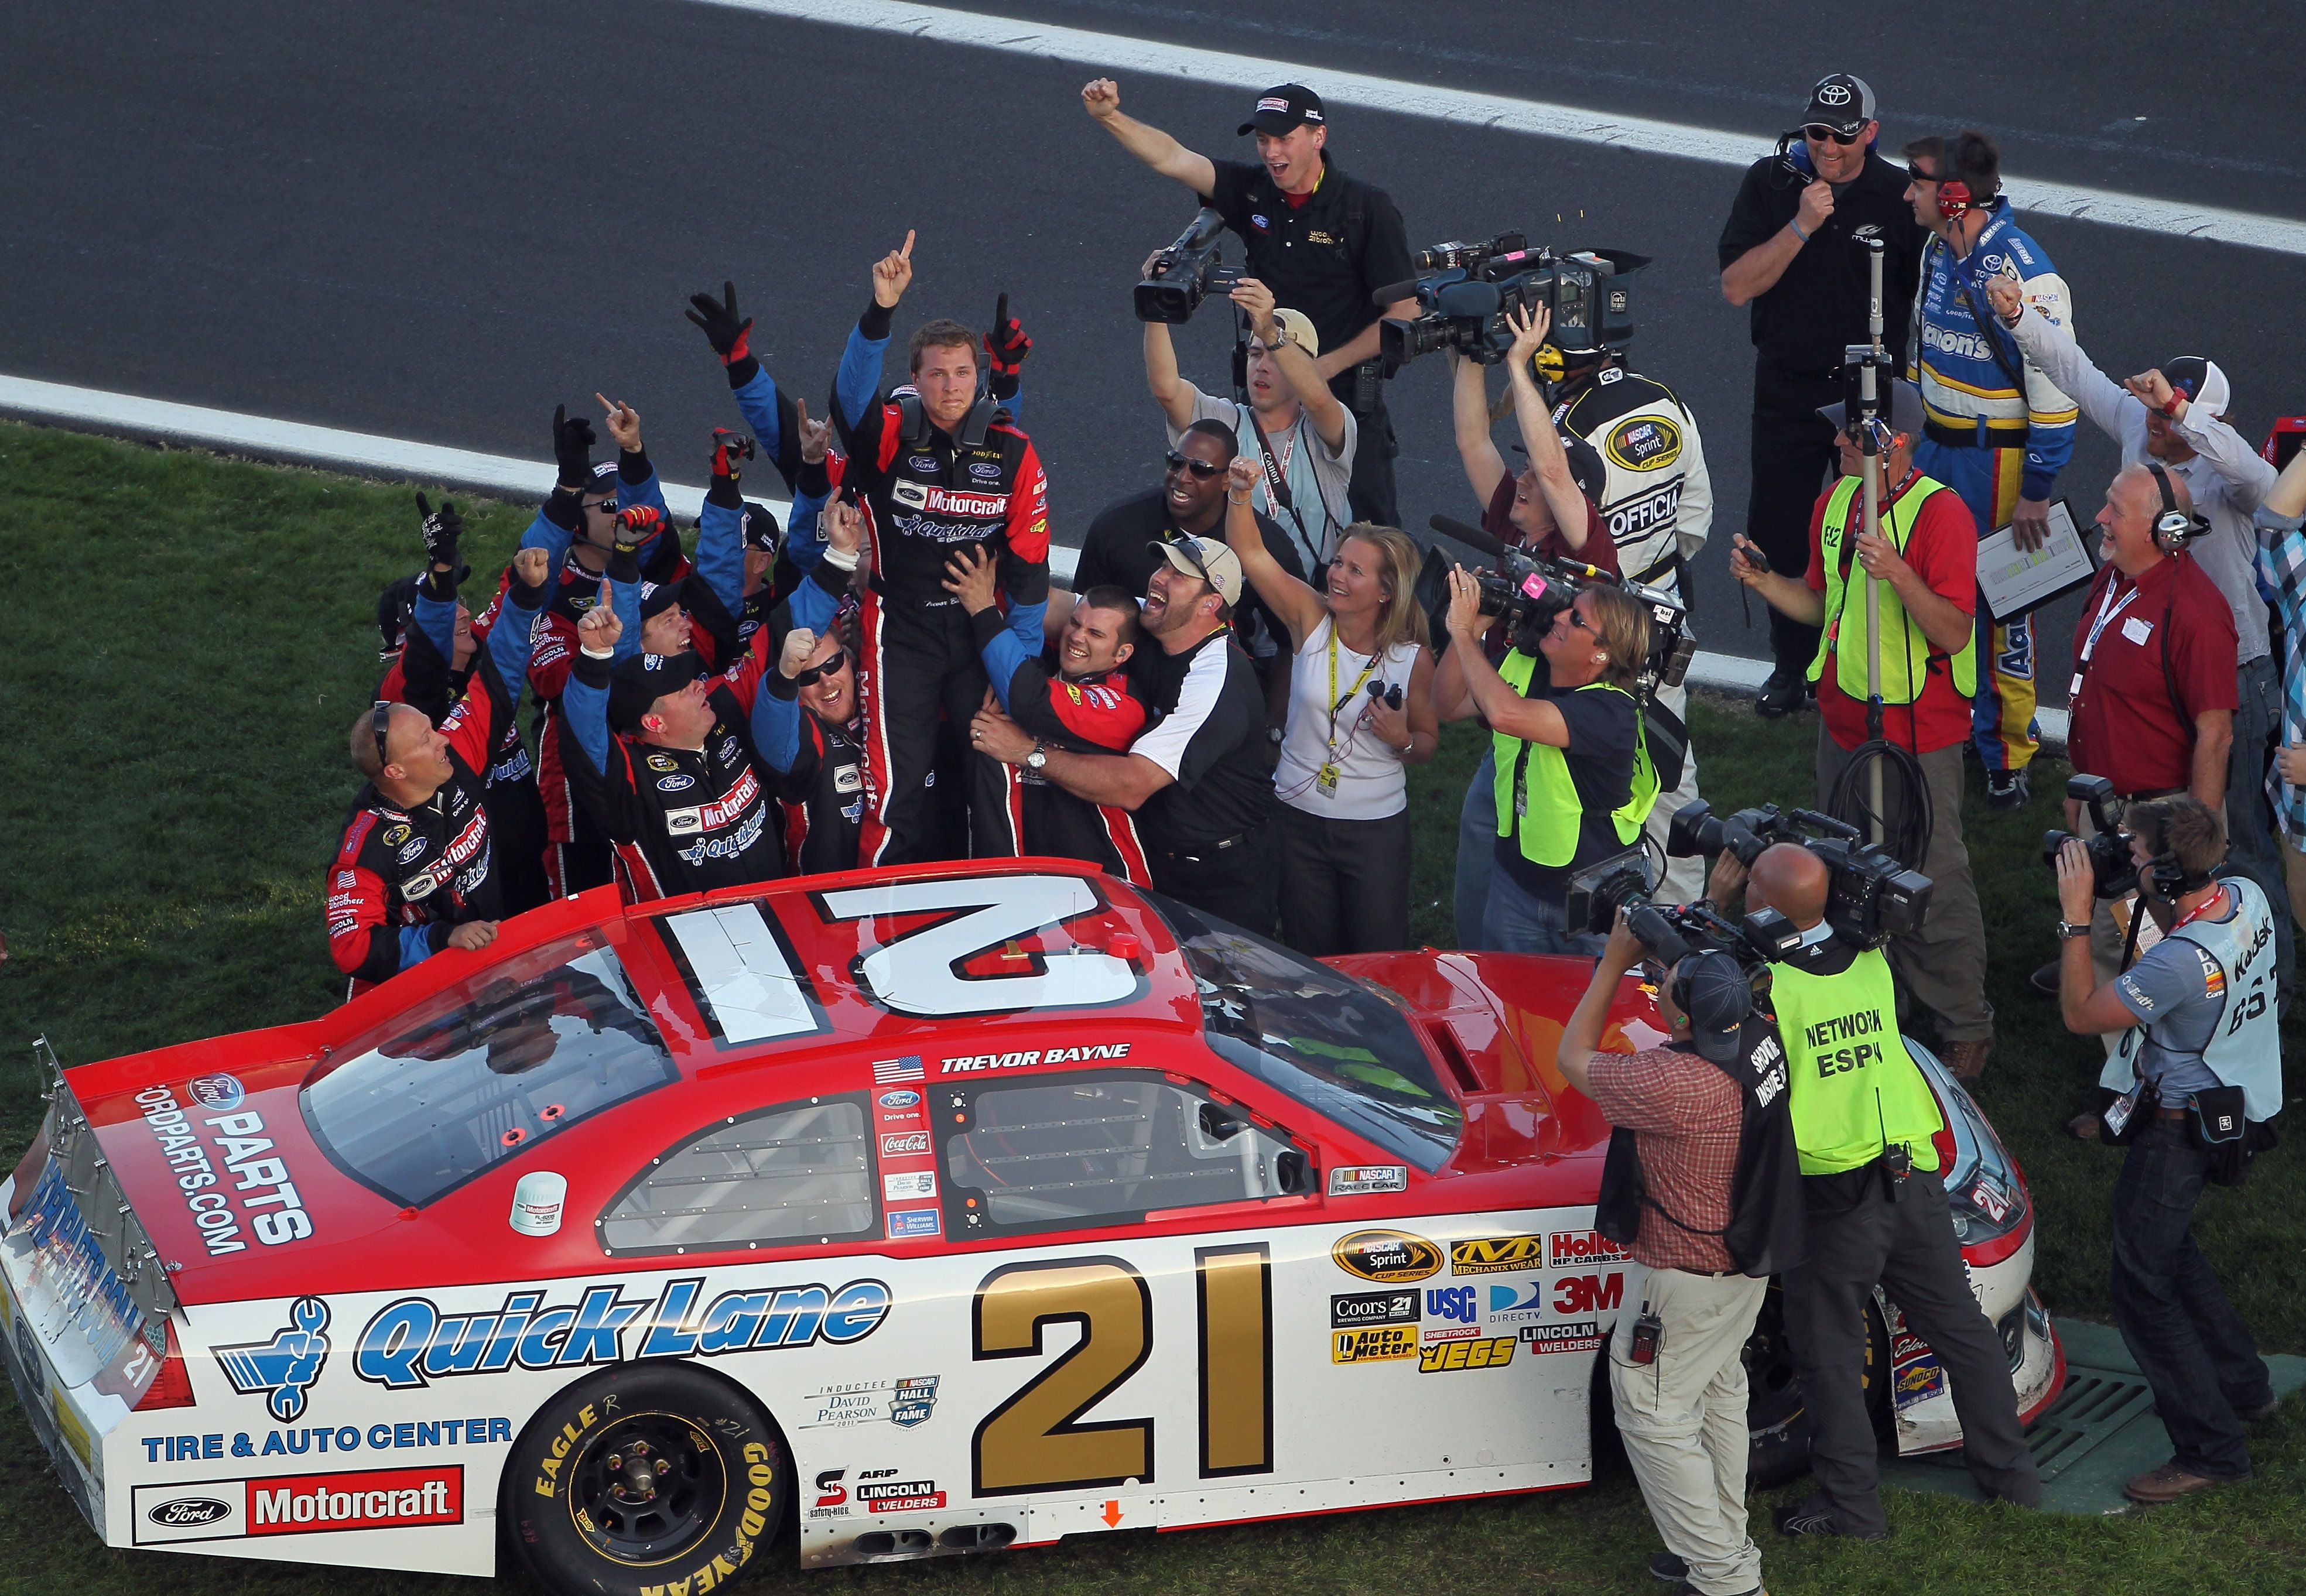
692, 0, 2306, 258
0, 371, 2071, 747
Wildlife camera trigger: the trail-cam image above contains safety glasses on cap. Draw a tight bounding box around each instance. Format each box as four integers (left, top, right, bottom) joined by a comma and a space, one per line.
370, 700, 394, 772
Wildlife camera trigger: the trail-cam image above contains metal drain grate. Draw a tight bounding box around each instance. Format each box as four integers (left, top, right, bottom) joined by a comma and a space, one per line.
2018, 1367, 2157, 1481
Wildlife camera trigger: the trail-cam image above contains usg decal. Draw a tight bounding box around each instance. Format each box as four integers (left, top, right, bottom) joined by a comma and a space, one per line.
353, 1276, 890, 1390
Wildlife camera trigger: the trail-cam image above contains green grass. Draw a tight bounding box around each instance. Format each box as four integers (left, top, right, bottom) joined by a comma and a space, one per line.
2, 421, 2303, 1594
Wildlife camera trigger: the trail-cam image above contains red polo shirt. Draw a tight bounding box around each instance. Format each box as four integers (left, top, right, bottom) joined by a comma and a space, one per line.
1803, 474, 1977, 754
2066, 554, 2237, 796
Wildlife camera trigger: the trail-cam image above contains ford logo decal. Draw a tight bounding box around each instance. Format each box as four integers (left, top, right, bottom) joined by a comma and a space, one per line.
149, 1496, 232, 1527
877, 1090, 920, 1108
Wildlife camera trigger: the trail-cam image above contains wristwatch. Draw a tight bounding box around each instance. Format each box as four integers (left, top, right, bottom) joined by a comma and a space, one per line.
2055, 920, 2092, 940
1025, 741, 1049, 772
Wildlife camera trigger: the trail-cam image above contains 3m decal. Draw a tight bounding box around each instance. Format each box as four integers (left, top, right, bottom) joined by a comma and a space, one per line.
1331, 1229, 1443, 1284
1552, 1272, 1625, 1316
353, 1278, 889, 1390
1450, 1235, 1547, 1276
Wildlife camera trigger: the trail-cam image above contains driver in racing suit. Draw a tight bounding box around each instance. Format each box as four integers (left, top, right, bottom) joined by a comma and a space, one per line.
831, 230, 1049, 864
1547, 307, 1715, 903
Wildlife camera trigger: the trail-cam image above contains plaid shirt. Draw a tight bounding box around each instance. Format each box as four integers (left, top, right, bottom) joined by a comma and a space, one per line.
1583, 1047, 1742, 1274
2256, 508, 2306, 845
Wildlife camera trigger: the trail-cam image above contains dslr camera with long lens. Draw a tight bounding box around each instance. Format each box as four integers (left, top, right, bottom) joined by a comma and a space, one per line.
1562, 847, 1803, 975
1377, 232, 1646, 374
1667, 800, 1932, 951
1135, 208, 1241, 324
2041, 774, 2139, 899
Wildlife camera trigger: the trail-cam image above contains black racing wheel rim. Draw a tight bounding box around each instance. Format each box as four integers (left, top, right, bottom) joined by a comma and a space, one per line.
565, 1409, 729, 1567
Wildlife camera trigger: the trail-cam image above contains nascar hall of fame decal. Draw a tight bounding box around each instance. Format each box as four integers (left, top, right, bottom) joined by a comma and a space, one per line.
799, 1375, 942, 1431
353, 1276, 891, 1389
216, 1297, 331, 1423
1330, 1229, 1443, 1284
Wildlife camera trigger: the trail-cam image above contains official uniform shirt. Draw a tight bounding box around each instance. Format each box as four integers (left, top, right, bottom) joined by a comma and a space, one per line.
1583, 1046, 1740, 1274
2066, 556, 2238, 796
2115, 896, 2241, 1107
1203, 157, 1415, 398
1130, 628, 1278, 855
1802, 474, 1978, 754
1716, 149, 1923, 374
1492, 665, 1640, 903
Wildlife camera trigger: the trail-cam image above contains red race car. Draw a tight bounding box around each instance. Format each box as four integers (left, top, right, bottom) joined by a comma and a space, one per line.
0, 862, 2060, 1593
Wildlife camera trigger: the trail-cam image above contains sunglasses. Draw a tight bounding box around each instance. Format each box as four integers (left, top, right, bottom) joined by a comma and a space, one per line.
1803, 124, 1862, 145
792, 649, 848, 687
370, 700, 394, 771
1164, 450, 1224, 480
1562, 605, 1594, 634
583, 495, 621, 515
1905, 164, 1939, 186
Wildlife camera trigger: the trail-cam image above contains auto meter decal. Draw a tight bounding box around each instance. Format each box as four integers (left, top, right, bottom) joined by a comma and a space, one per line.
352, 1276, 890, 1390
1330, 1229, 1443, 1283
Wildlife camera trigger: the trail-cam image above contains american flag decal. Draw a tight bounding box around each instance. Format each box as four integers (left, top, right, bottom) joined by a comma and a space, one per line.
873, 1056, 925, 1084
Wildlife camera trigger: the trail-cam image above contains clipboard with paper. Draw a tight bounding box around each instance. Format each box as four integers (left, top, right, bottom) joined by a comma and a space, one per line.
1975, 497, 2096, 621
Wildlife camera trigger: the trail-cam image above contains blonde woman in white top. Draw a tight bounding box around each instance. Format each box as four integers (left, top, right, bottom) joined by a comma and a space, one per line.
1224, 454, 1435, 954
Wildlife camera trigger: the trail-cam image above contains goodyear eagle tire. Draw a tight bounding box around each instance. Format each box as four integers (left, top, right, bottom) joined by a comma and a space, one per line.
509, 1363, 788, 1596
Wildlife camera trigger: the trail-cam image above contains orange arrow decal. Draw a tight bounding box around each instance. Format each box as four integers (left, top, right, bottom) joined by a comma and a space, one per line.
1101, 1499, 1123, 1527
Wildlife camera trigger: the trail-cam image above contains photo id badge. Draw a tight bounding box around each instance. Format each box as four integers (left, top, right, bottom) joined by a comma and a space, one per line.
1315, 763, 1340, 799
2102, 1087, 2140, 1140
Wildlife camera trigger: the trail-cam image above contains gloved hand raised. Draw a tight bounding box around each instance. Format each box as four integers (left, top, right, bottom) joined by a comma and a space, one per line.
416, 492, 463, 569
984, 292, 1031, 402
686, 280, 754, 365
552, 405, 598, 488
711, 429, 755, 481
613, 504, 663, 557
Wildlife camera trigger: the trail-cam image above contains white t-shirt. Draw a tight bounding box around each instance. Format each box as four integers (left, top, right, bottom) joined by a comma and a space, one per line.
1274, 616, 1420, 820
1173, 384, 1357, 573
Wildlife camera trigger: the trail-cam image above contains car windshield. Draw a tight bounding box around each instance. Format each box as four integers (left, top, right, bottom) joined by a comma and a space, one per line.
303, 931, 677, 1207
1149, 893, 1463, 1170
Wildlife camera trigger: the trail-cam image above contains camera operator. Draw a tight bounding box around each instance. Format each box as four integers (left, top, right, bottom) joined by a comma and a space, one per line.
2058, 466, 2240, 1033
1448, 312, 1617, 946
1717, 73, 1922, 717
1083, 77, 1417, 524
1145, 275, 1355, 574
1434, 567, 1657, 956
1557, 906, 1795, 1596
2053, 797, 2281, 1503
1984, 270, 2289, 1008
1905, 129, 2077, 809
1728, 378, 1994, 1078
1546, 306, 1715, 906
1731, 843, 2042, 1537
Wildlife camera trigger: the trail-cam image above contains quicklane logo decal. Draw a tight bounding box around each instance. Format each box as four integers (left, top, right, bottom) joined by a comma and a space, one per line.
354, 1278, 890, 1390
215, 1298, 331, 1423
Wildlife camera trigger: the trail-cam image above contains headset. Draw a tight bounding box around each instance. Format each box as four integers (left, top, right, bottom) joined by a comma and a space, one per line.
2144, 459, 2209, 552
1934, 178, 1975, 219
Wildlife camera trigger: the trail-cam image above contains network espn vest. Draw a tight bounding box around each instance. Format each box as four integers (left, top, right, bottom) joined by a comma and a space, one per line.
1490, 655, 1658, 867
2099, 876, 2284, 1122
1806, 473, 1977, 706
1594, 1020, 1807, 1277
1768, 948, 1945, 1176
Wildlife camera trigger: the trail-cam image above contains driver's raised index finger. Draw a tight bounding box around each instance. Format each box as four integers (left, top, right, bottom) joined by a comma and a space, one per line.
899, 229, 915, 259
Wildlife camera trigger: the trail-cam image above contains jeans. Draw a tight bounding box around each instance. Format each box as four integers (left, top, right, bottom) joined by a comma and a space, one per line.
1454, 751, 1497, 950
1481, 864, 1606, 957
2109, 1118, 2273, 1480
2226, 653, 2293, 1009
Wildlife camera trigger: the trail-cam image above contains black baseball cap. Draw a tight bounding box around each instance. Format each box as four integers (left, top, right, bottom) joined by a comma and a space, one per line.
638, 578, 685, 621
607, 650, 703, 732
1240, 84, 1325, 136
1511, 433, 1609, 506
1670, 950, 1755, 1065
1802, 73, 1877, 138
740, 501, 781, 553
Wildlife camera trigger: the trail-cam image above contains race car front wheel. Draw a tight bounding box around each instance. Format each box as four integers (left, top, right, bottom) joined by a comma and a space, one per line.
508, 1362, 789, 1596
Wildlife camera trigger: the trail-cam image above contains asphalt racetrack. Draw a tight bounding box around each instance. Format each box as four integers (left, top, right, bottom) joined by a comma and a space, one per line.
12, 0, 2306, 696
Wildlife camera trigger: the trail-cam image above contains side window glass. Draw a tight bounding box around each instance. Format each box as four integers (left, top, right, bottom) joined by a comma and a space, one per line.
943, 1074, 1305, 1237
601, 1099, 873, 1256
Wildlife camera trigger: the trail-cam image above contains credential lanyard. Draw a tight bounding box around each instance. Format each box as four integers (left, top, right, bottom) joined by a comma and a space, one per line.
2071, 575, 2142, 698
1325, 623, 1381, 760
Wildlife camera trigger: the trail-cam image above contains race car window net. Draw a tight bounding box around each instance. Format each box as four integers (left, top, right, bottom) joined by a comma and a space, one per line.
302, 932, 678, 1207
1148, 891, 1463, 1171
599, 1099, 874, 1255
943, 1074, 1301, 1232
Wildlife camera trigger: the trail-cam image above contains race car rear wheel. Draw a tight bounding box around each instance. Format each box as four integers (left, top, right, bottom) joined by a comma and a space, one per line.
508, 1363, 789, 1596
1743, 1280, 1891, 1489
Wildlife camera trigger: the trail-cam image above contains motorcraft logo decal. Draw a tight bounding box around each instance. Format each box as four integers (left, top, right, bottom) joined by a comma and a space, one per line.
353, 1276, 891, 1389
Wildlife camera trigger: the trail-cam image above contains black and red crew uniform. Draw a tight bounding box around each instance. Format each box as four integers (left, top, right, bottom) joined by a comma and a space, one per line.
831, 297, 1051, 864
327, 566, 546, 991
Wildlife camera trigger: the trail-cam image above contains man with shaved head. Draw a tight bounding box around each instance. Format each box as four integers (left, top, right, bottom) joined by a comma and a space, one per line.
327, 525, 551, 995
1719, 841, 2041, 1539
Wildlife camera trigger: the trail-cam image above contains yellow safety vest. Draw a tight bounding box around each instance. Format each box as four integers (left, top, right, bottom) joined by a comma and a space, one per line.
1491, 653, 1659, 868
1806, 473, 1977, 705
1768, 949, 1945, 1176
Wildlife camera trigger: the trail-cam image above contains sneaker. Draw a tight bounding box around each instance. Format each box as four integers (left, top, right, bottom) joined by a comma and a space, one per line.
2068, 1110, 2103, 1142
2122, 1460, 2234, 1503
2031, 961, 2060, 998
1756, 667, 1807, 718
1985, 767, 2031, 810
1648, 1552, 1688, 1582
1773, 1495, 1884, 1539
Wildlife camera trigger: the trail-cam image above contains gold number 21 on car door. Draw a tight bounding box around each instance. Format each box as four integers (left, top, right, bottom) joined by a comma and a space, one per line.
970, 1246, 1274, 1496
